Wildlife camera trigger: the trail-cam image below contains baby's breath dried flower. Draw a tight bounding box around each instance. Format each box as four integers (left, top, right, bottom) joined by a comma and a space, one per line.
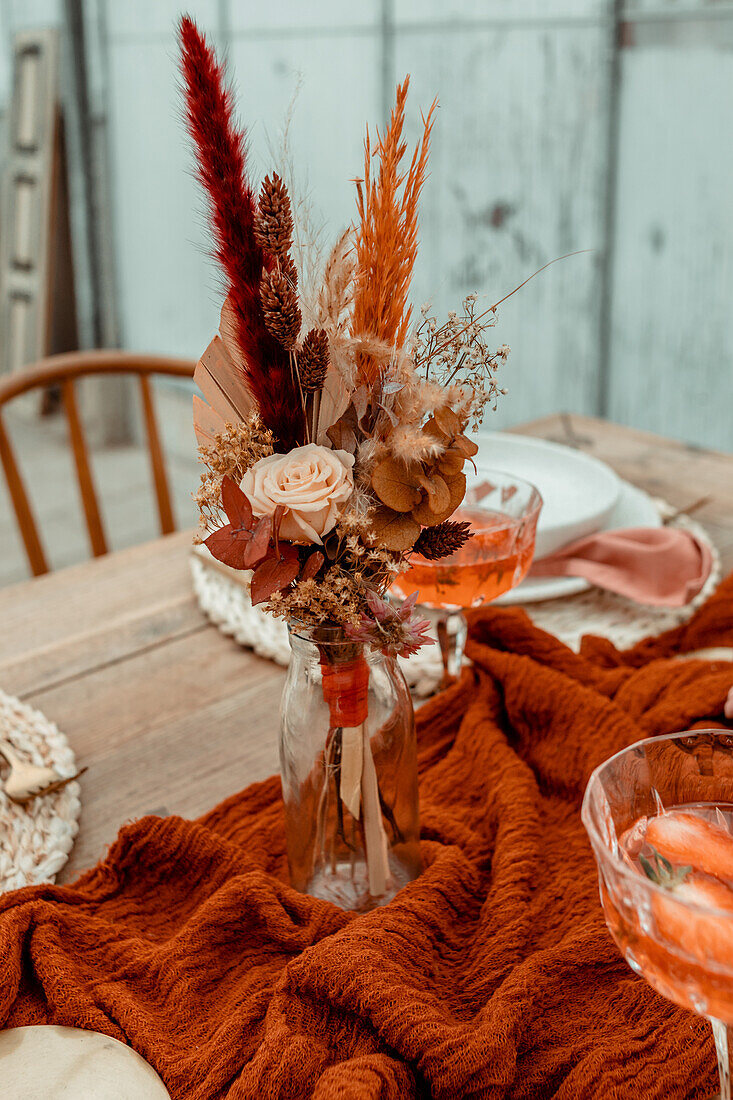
195, 415, 274, 531
413, 295, 507, 429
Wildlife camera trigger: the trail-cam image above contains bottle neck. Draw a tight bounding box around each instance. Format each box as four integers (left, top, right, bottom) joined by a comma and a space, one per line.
287, 621, 384, 668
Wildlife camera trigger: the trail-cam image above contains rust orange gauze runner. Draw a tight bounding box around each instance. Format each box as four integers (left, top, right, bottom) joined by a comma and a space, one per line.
2, 578, 733, 1099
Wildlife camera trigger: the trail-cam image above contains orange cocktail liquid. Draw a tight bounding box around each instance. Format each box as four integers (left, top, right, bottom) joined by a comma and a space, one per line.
608, 803, 733, 1023
396, 506, 535, 609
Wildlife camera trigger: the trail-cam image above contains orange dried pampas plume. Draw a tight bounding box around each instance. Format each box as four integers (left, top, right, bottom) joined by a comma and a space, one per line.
351, 77, 436, 383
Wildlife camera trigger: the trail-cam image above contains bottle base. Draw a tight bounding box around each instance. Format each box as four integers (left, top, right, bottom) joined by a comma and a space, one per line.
304, 854, 416, 913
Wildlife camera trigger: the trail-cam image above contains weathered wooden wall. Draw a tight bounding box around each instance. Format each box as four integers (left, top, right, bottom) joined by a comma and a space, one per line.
1, 0, 731, 450
607, 1, 733, 450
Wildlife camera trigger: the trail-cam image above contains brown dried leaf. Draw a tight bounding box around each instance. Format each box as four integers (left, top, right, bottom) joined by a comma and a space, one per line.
417, 473, 450, 515
352, 385, 370, 423
452, 434, 479, 458
412, 472, 466, 526
422, 416, 443, 442
250, 545, 301, 605
371, 458, 421, 512
221, 476, 253, 529
433, 406, 461, 439
369, 507, 421, 551
243, 515, 271, 568
327, 420, 358, 454
301, 550, 325, 581
437, 448, 465, 476
446, 471, 467, 510
205, 524, 251, 570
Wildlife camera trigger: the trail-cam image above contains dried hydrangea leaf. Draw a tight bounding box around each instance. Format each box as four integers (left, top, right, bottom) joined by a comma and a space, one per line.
369, 506, 421, 551
371, 458, 422, 513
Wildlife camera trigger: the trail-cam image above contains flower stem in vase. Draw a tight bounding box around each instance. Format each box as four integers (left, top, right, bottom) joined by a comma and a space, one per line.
320, 651, 391, 898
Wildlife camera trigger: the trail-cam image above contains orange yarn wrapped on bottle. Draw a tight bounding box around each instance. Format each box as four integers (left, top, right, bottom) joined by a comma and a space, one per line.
320, 656, 370, 727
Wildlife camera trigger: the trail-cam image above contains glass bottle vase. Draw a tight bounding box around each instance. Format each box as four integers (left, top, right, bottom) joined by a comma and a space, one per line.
279, 622, 422, 912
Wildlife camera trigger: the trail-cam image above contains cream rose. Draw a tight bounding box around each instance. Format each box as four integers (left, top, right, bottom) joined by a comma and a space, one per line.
241, 444, 355, 544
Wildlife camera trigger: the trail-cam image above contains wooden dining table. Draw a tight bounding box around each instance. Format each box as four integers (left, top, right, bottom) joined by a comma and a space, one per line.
1, 414, 732, 883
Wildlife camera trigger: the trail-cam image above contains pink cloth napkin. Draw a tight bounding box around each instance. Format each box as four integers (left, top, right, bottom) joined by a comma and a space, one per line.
529, 527, 712, 606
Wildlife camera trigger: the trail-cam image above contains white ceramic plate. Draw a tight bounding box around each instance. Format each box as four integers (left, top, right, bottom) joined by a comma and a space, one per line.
0, 1026, 170, 1099
495, 480, 661, 604
474, 432, 621, 558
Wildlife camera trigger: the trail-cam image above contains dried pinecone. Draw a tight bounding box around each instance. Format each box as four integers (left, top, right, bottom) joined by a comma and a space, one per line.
279, 252, 298, 290
413, 520, 473, 560
260, 268, 302, 349
255, 173, 293, 259
298, 329, 329, 393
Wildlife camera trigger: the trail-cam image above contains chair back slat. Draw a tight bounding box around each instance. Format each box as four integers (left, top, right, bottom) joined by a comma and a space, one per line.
0, 352, 195, 577
61, 378, 108, 558
0, 410, 49, 576
139, 375, 174, 535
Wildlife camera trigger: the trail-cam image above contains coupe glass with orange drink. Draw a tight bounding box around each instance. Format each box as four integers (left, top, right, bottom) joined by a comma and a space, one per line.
393, 469, 542, 678
583, 729, 733, 1097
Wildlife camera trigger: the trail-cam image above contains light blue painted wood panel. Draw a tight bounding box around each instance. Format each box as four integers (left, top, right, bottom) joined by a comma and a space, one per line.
5, 0, 62, 29
106, 13, 380, 360
106, 0, 219, 39
395, 0, 611, 24
624, 1, 733, 15
227, 28, 381, 258
227, 0, 380, 32
106, 35, 221, 359
607, 47, 733, 450
396, 22, 610, 430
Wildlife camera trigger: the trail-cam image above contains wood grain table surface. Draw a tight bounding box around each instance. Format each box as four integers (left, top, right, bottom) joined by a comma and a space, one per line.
1, 414, 732, 883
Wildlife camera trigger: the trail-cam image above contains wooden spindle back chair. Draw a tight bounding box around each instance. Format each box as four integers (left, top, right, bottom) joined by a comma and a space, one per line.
0, 351, 195, 576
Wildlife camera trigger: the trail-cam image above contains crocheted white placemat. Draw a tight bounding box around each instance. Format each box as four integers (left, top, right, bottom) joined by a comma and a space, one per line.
190, 497, 721, 698
0, 690, 82, 891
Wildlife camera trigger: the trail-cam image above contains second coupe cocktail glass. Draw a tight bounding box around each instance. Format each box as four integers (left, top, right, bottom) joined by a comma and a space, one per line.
583, 730, 733, 1098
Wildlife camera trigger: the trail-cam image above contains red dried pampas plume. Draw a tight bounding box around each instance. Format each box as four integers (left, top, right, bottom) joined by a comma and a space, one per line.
178, 15, 303, 449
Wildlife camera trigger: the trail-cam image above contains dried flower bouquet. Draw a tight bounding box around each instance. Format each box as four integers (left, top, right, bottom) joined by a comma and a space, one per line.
179, 17, 508, 903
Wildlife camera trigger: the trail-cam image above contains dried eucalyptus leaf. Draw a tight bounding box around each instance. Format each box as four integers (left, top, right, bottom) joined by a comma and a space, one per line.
433, 406, 461, 439
412, 472, 466, 526
437, 448, 465, 476
417, 472, 450, 514
369, 506, 421, 551
453, 434, 479, 458
371, 458, 421, 513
